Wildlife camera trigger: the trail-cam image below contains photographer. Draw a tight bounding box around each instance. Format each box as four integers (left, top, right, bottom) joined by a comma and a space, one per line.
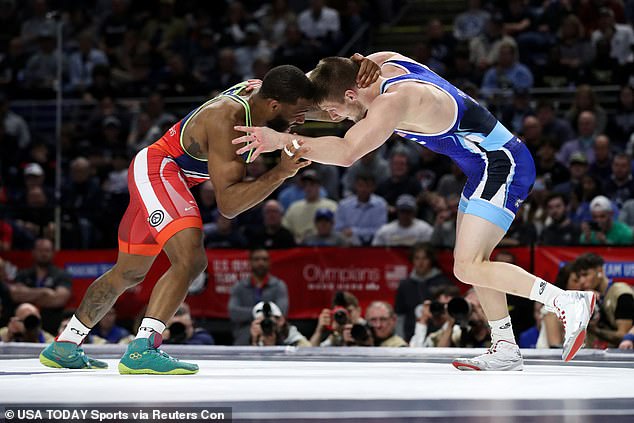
0, 302, 54, 343
409, 285, 461, 347
309, 291, 365, 347
425, 289, 491, 348
580, 195, 633, 245
365, 301, 407, 347
573, 253, 633, 349
163, 303, 214, 345
250, 301, 310, 347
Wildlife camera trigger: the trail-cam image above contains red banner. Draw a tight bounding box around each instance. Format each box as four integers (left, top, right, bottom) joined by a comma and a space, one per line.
3, 246, 633, 320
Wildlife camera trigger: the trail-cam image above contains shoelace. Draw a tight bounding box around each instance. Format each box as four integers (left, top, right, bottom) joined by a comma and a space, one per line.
68, 347, 92, 367
146, 346, 179, 362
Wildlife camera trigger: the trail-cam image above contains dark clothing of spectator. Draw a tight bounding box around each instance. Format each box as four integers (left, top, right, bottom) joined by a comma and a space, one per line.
245, 226, 296, 249
14, 265, 72, 334
604, 177, 634, 209
376, 176, 422, 207
540, 220, 581, 245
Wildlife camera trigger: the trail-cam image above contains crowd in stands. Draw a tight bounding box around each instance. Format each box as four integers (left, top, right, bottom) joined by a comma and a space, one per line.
0, 1, 633, 346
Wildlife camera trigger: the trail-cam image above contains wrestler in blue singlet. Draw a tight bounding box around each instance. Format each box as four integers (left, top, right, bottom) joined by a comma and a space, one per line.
380, 59, 536, 231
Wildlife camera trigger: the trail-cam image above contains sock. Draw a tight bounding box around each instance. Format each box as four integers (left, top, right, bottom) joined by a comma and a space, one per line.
135, 317, 166, 340
529, 277, 564, 308
57, 315, 92, 345
489, 316, 515, 344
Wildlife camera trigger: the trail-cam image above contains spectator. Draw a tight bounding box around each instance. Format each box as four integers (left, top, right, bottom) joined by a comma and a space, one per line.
282, 169, 338, 243
0, 37, 29, 97
94, 308, 132, 344
573, 253, 634, 349
245, 200, 296, 249
590, 135, 614, 186
535, 100, 575, 146
436, 163, 467, 199
302, 208, 349, 246
234, 24, 272, 79
619, 198, 634, 228
519, 114, 545, 156
271, 22, 319, 72
481, 41, 534, 100
408, 285, 462, 347
453, 0, 490, 42
394, 243, 453, 341
425, 289, 491, 348
591, 8, 634, 67
205, 215, 248, 249
557, 111, 599, 166
228, 248, 289, 345
61, 157, 103, 248
0, 302, 54, 343
335, 173, 387, 246
310, 291, 365, 347
140, 0, 187, 56
540, 193, 580, 245
553, 152, 588, 198
297, 0, 341, 55
607, 85, 634, 146
430, 194, 459, 248
469, 14, 517, 71
23, 27, 67, 98
256, 0, 297, 49
375, 150, 421, 210
535, 139, 570, 189
20, 0, 52, 54
603, 153, 634, 208
0, 92, 30, 150
157, 53, 201, 97
9, 238, 71, 333
277, 173, 328, 210
164, 303, 214, 345
500, 89, 535, 135
209, 48, 243, 93
0, 216, 12, 252
99, 0, 133, 55
67, 30, 109, 96
0, 256, 16, 327
499, 202, 538, 246
249, 301, 310, 347
341, 149, 389, 197
372, 194, 433, 247
581, 195, 633, 245
565, 85, 608, 135
426, 18, 455, 67
557, 14, 595, 83
13, 186, 55, 245
365, 301, 407, 347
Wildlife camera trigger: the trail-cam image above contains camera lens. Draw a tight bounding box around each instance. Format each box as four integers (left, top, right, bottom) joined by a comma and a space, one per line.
260, 318, 275, 336
350, 323, 370, 343
447, 297, 471, 326
429, 301, 445, 316
333, 309, 348, 325
23, 314, 41, 331
167, 321, 187, 344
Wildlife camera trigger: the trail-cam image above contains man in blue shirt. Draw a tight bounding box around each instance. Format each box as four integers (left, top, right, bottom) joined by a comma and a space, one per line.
335, 173, 388, 245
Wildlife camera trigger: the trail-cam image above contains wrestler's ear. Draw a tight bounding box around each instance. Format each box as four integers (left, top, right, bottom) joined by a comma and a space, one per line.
344, 89, 357, 102
268, 99, 281, 113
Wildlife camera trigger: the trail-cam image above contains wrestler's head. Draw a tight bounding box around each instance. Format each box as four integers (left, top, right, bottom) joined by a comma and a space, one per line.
310, 57, 366, 123
258, 65, 314, 132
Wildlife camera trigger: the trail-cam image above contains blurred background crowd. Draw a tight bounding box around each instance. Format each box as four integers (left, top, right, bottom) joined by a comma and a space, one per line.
0, 0, 633, 346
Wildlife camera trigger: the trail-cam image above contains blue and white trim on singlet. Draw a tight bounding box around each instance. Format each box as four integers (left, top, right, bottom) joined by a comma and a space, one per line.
381, 59, 536, 231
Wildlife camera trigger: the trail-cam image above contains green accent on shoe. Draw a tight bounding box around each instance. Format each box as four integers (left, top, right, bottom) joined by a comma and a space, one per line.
40, 341, 108, 369
118, 333, 198, 375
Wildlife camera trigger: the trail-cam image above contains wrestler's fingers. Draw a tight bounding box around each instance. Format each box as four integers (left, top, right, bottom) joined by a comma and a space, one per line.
234, 125, 256, 134
232, 134, 256, 145
296, 159, 312, 169
236, 141, 260, 156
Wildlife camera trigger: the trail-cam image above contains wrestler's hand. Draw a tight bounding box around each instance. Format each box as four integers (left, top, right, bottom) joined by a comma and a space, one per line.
244, 79, 262, 93
233, 125, 287, 162
350, 53, 381, 88
276, 139, 312, 178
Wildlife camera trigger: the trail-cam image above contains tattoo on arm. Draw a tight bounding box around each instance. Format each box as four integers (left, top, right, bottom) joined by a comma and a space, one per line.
189, 136, 203, 156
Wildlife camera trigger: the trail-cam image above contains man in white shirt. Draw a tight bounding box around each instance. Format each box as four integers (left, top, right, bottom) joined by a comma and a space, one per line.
372, 194, 433, 246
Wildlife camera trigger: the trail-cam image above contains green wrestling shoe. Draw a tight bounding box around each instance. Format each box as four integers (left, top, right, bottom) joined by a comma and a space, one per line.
118, 333, 199, 375
40, 340, 108, 369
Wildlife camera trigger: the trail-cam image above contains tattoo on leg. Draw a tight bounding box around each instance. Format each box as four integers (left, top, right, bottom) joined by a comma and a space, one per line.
77, 277, 120, 324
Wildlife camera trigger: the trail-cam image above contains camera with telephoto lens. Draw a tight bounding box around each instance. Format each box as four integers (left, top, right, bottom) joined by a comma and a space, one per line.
23, 314, 41, 331
350, 323, 373, 345
327, 291, 350, 330
447, 297, 472, 328
260, 302, 276, 337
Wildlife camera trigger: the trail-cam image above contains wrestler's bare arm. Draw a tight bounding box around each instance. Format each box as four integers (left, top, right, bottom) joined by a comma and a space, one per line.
206, 108, 310, 218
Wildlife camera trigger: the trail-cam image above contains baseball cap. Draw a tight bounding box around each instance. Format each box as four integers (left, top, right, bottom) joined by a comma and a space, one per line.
103, 116, 121, 128
252, 301, 283, 319
301, 169, 320, 183
396, 194, 417, 211
569, 152, 588, 165
24, 163, 44, 177
590, 195, 612, 213
315, 208, 334, 221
